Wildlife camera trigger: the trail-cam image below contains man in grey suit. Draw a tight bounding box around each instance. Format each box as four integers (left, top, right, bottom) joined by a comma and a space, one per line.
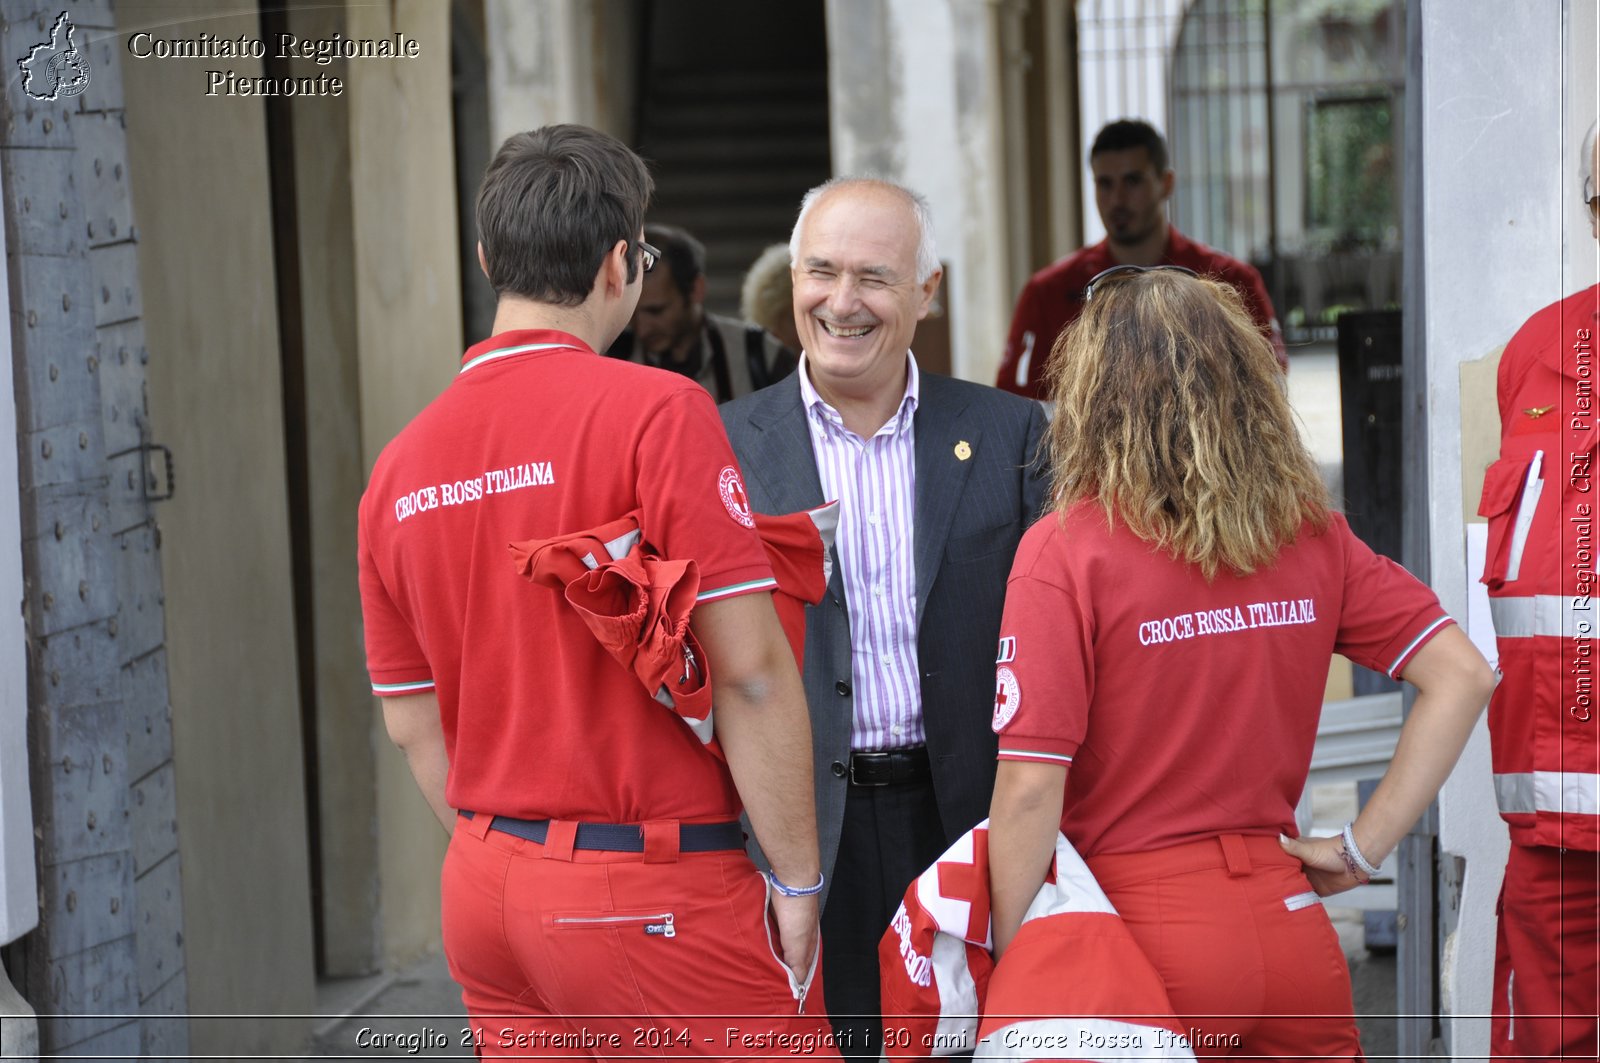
721, 177, 1049, 1058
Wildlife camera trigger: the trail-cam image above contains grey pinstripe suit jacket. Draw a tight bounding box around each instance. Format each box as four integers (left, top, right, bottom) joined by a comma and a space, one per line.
720, 368, 1050, 904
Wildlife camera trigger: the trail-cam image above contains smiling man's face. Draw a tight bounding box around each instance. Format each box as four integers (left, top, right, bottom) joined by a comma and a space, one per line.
792, 184, 939, 406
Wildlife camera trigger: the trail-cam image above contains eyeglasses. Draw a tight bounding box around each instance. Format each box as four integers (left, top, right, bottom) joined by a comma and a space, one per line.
635, 239, 661, 274
1082, 263, 1198, 301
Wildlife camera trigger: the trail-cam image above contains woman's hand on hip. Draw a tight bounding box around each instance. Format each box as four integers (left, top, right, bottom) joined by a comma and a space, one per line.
1279, 833, 1365, 897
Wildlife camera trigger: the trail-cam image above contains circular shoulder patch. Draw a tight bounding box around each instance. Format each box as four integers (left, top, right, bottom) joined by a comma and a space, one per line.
992, 666, 1021, 731
718, 466, 756, 529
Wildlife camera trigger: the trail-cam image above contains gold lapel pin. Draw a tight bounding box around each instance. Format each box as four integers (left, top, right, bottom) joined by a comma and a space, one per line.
1523, 404, 1555, 418
954, 440, 972, 461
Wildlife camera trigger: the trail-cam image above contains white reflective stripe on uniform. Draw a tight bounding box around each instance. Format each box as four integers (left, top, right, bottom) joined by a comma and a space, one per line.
577, 528, 642, 570
1014, 330, 1036, 389
1284, 890, 1322, 911
1495, 771, 1600, 816
1489, 594, 1595, 640
680, 712, 714, 744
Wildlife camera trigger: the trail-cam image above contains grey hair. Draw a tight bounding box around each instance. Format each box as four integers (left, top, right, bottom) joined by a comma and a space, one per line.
787, 176, 941, 283
1582, 120, 1598, 202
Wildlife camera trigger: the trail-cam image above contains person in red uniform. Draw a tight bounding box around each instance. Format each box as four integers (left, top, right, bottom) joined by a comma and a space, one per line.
357, 124, 838, 1057
986, 267, 1494, 1057
994, 119, 1284, 399
1479, 120, 1600, 1062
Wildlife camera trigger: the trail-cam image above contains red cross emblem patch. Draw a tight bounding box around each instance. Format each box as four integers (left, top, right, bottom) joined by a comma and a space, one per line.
992, 666, 1020, 731
718, 466, 756, 529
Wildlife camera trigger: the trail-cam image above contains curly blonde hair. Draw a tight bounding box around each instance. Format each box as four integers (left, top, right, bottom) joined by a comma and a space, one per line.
1045, 270, 1329, 579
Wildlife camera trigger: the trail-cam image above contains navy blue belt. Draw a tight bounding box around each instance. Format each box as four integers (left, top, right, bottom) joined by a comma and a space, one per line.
461, 811, 744, 853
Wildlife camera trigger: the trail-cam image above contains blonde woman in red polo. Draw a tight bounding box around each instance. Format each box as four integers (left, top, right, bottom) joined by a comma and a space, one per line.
986, 267, 1494, 1059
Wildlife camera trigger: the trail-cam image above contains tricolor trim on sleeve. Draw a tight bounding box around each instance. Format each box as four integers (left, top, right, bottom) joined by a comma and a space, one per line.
695, 576, 779, 603
371, 678, 436, 696
997, 747, 1074, 766
1386, 616, 1455, 678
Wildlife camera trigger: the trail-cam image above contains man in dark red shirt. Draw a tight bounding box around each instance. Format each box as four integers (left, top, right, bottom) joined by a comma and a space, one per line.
996, 119, 1284, 399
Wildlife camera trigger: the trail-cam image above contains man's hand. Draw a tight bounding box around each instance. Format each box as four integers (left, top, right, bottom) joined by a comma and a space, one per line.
692, 591, 826, 985
768, 891, 821, 987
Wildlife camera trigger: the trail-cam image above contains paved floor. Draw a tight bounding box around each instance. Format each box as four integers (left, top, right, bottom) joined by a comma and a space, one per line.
307, 347, 1397, 1058
311, 952, 470, 1059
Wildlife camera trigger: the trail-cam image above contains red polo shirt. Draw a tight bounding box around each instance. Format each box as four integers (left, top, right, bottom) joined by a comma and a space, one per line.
996, 225, 1285, 399
993, 504, 1451, 856
358, 330, 777, 823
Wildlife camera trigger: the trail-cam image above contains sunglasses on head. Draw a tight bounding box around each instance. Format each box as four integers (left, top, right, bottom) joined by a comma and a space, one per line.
1083, 263, 1198, 301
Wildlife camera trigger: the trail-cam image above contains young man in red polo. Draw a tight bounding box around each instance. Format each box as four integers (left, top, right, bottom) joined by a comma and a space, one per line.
358, 124, 836, 1056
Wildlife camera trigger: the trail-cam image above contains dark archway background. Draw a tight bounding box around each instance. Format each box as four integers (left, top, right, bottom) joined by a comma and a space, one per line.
634, 0, 831, 316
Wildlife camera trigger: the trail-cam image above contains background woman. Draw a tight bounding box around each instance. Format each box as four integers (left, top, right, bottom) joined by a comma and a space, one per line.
986, 267, 1494, 1058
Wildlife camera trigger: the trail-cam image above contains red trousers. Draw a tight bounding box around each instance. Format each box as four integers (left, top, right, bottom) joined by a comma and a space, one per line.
1088, 833, 1364, 1060
442, 813, 839, 1059
1492, 844, 1600, 1061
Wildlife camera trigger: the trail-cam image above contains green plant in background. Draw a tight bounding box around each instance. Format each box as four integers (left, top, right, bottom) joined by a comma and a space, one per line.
1307, 94, 1394, 250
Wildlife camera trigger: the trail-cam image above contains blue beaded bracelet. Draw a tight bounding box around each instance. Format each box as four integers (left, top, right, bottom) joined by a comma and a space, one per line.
766, 870, 825, 897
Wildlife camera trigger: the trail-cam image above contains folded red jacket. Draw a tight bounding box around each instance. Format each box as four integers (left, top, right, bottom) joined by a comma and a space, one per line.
510, 511, 712, 750
753, 501, 838, 668
509, 503, 837, 757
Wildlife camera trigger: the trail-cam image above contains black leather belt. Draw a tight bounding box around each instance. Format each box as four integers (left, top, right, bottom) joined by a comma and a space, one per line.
461, 811, 744, 853
848, 746, 932, 787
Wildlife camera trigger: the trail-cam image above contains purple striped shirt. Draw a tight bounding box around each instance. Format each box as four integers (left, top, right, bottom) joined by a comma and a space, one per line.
799, 354, 923, 751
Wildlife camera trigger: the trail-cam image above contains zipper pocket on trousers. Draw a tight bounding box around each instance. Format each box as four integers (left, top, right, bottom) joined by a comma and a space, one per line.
552, 912, 675, 938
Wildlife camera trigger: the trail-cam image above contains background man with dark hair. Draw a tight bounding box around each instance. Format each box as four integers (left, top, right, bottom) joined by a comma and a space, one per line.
995, 118, 1285, 400
610, 222, 796, 402
358, 124, 835, 1053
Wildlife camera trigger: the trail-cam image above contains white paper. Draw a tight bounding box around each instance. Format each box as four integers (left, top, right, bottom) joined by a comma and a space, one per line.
1465, 522, 1499, 669
1504, 450, 1543, 582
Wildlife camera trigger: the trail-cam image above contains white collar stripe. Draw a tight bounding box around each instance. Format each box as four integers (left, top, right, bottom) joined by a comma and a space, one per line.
459, 342, 567, 375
